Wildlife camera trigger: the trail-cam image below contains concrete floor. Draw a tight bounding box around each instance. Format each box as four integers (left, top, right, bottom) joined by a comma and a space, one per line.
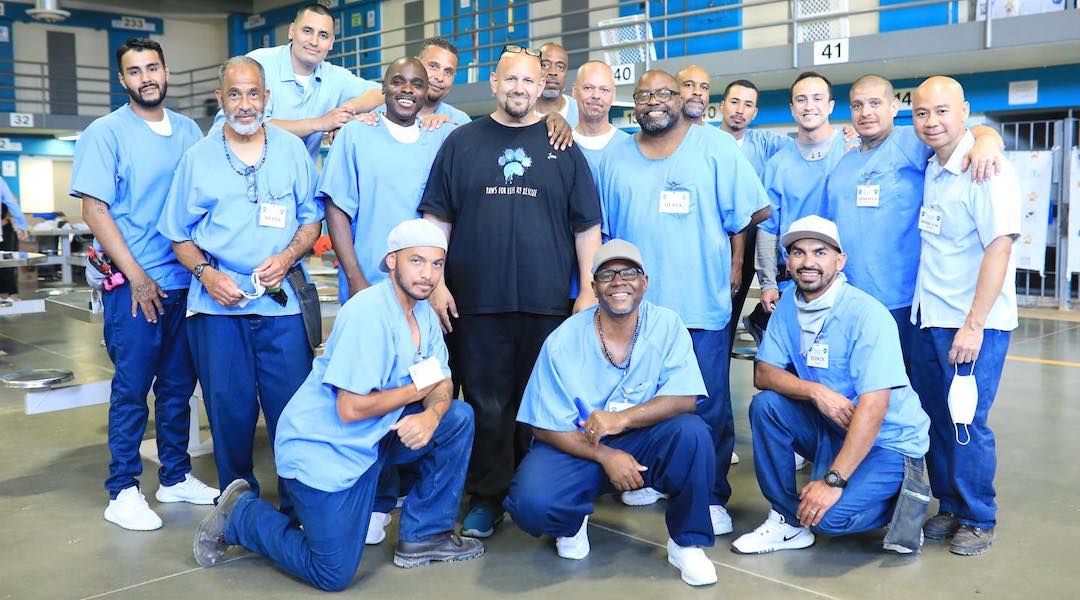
2, 293, 1079, 599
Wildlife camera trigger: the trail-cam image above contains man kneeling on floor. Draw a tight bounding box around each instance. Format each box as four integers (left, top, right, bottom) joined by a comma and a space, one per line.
193, 219, 482, 591
504, 239, 719, 586
733, 216, 930, 554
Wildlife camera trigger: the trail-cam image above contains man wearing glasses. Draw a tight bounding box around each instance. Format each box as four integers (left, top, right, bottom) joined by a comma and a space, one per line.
159, 56, 323, 514
505, 240, 718, 586
73, 38, 218, 531
419, 44, 601, 538
596, 70, 770, 537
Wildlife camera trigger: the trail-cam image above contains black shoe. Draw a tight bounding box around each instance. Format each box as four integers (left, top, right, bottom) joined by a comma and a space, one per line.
193, 479, 251, 567
393, 532, 485, 568
922, 512, 960, 540
949, 525, 995, 556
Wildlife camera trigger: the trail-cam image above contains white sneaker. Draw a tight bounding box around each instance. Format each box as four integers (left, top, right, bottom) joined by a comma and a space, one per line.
731, 509, 815, 554
667, 538, 717, 586
621, 487, 668, 506
104, 486, 163, 531
794, 452, 808, 471
366, 512, 392, 545
155, 474, 219, 505
556, 515, 590, 559
730, 451, 740, 465
710, 504, 733, 535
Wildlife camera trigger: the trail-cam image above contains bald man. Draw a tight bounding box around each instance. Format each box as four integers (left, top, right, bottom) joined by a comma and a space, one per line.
907, 76, 1019, 557
572, 61, 631, 184
534, 42, 579, 128
676, 65, 711, 125
597, 69, 770, 533
825, 74, 1003, 371
419, 47, 602, 538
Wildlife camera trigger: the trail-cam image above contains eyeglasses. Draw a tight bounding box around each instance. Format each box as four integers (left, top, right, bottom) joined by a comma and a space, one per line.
595, 267, 644, 283
503, 44, 542, 58
632, 89, 677, 104
243, 167, 257, 203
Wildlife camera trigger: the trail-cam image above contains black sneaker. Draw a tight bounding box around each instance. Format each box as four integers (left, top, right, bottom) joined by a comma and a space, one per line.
393, 532, 485, 568
950, 525, 995, 556
922, 512, 960, 540
193, 479, 251, 567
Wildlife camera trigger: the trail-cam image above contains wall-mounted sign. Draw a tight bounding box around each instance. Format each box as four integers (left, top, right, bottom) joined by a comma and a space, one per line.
0, 138, 25, 152
244, 14, 266, 31
9, 113, 33, 128
111, 16, 157, 33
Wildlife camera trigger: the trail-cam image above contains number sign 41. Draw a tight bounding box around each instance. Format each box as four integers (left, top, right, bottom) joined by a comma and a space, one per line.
813, 38, 849, 65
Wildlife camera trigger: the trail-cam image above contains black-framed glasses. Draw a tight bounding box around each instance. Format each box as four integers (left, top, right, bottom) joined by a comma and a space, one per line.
503, 44, 541, 58
632, 89, 677, 104
595, 267, 644, 283
243, 167, 257, 203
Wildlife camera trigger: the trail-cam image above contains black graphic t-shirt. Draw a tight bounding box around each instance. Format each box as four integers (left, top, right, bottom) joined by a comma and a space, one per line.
419, 116, 601, 316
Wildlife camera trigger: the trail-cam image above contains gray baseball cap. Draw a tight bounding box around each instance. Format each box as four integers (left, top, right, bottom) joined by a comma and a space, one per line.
591, 239, 646, 274
780, 215, 843, 253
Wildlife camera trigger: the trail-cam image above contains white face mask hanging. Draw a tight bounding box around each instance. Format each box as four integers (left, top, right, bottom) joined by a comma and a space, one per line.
947, 361, 978, 445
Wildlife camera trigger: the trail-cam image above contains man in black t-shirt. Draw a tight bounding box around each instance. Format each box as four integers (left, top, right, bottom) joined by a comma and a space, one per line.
419, 47, 602, 539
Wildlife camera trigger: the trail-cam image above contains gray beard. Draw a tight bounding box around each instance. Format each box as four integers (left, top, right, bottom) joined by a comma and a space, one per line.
227, 114, 262, 136
540, 88, 562, 100
683, 102, 705, 119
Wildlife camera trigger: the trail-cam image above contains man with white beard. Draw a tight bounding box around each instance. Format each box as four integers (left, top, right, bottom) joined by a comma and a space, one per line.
159, 56, 323, 514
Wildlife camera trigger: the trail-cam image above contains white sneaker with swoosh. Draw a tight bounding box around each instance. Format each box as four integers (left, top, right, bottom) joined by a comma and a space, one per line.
731, 509, 815, 554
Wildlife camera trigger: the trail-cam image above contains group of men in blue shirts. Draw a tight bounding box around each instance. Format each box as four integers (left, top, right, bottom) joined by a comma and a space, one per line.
68, 0, 1020, 589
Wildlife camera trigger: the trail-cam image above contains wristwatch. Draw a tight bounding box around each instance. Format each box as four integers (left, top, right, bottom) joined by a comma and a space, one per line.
824, 470, 848, 489
193, 263, 211, 281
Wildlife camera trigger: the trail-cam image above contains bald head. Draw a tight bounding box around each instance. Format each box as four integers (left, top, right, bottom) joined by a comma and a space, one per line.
849, 74, 898, 142
912, 76, 969, 158
490, 51, 542, 122
382, 57, 428, 123
574, 61, 615, 125
634, 70, 682, 135
676, 64, 711, 121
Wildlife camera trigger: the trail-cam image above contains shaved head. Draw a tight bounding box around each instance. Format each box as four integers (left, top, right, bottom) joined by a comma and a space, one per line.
850, 74, 894, 99
912, 76, 969, 159
574, 61, 615, 125
676, 64, 711, 121
490, 51, 542, 122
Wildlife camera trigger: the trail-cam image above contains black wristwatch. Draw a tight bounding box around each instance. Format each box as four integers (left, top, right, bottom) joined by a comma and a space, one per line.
193, 263, 211, 281
824, 470, 848, 488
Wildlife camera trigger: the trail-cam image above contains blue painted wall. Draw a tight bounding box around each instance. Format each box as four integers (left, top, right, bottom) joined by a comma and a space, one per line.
0, 14, 14, 112
0, 136, 77, 197
439, 0, 529, 84
620, 0, 741, 58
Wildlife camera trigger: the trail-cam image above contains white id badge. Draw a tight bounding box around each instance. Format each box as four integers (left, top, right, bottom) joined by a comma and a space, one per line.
918, 207, 943, 235
258, 202, 287, 228
659, 190, 690, 214
606, 400, 634, 413
856, 184, 880, 207
408, 356, 444, 390
807, 343, 830, 369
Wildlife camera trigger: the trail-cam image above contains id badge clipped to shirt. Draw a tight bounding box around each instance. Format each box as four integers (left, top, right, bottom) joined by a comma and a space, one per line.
918, 206, 943, 235
856, 184, 880, 207
807, 342, 830, 369
258, 199, 287, 229
659, 189, 690, 214
408, 356, 443, 390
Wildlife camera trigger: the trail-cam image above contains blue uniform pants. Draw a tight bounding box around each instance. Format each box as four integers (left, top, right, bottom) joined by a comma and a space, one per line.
102, 285, 196, 498
909, 325, 1009, 529
749, 390, 905, 535
690, 328, 734, 506
888, 306, 918, 376
187, 313, 312, 509
504, 414, 716, 548
225, 401, 474, 592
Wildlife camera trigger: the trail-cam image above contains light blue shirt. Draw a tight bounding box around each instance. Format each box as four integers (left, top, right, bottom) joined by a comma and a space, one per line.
1, 177, 28, 231
275, 280, 452, 492
316, 117, 456, 302
538, 94, 578, 129
372, 100, 471, 126
573, 126, 632, 185
760, 130, 848, 238
158, 124, 322, 316
726, 127, 794, 181
826, 126, 933, 310
242, 43, 380, 162
70, 106, 202, 290
517, 301, 706, 432
757, 282, 930, 458
598, 125, 769, 330
913, 130, 1021, 331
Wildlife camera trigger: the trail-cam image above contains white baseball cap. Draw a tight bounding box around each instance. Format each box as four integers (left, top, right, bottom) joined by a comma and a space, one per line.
780, 215, 843, 253
379, 219, 448, 273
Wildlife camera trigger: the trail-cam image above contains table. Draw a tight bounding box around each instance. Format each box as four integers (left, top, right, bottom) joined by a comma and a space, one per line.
27, 227, 93, 285
0, 251, 47, 268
